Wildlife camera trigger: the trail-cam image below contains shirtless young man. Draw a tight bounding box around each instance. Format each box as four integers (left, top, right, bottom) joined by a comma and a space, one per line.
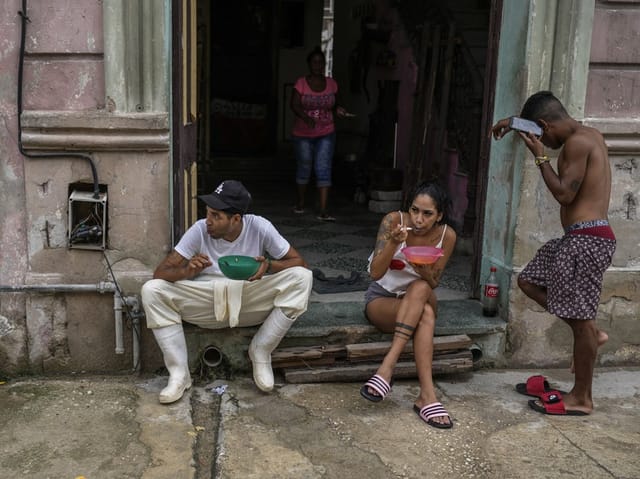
492, 91, 615, 416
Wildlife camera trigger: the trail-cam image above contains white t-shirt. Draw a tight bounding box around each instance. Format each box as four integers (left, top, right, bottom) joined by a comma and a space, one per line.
174, 215, 290, 278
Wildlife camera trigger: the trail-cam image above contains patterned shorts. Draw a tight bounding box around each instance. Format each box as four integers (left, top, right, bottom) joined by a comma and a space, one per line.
519, 233, 616, 320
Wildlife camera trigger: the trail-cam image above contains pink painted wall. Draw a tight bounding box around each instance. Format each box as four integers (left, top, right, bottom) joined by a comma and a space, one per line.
585, 4, 640, 117
22, 0, 105, 110
0, 0, 105, 274
0, 0, 105, 372
0, 1, 27, 288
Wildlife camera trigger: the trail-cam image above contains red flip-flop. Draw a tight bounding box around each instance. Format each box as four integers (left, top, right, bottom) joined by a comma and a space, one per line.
515, 375, 567, 398
528, 391, 589, 416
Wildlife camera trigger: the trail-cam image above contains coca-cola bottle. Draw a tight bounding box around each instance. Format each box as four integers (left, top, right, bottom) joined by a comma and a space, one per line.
482, 266, 499, 317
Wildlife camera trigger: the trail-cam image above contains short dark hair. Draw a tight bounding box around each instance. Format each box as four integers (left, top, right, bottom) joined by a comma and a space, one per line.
520, 91, 569, 122
411, 181, 451, 225
222, 209, 242, 218
307, 45, 325, 64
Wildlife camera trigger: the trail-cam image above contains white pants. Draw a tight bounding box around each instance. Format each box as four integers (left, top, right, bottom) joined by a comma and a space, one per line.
141, 266, 313, 329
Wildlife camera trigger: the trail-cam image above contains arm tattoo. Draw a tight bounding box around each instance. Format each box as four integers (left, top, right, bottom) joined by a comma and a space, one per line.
381, 215, 393, 239
374, 215, 394, 255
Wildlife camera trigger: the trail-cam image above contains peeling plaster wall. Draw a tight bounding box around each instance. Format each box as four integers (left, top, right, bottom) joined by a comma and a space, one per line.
508, 0, 640, 367
22, 1, 105, 110
0, 0, 170, 375
586, 5, 640, 117
0, 1, 30, 373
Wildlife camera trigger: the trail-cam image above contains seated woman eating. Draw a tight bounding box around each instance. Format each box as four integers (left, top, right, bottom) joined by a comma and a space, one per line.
361, 181, 457, 429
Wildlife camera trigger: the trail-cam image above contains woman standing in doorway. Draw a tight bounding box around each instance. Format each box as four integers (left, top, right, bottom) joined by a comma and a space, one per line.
290, 46, 347, 221
360, 182, 457, 429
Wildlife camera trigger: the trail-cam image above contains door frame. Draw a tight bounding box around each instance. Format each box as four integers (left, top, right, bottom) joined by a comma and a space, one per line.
171, 0, 199, 242
471, 0, 503, 294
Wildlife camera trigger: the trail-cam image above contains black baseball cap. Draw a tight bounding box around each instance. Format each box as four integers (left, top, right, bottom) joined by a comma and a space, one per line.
198, 180, 252, 214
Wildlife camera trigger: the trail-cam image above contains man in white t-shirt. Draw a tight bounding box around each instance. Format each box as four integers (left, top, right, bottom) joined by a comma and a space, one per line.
141, 180, 312, 403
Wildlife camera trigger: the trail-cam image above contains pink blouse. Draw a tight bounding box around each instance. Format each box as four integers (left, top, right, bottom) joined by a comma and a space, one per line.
292, 76, 338, 138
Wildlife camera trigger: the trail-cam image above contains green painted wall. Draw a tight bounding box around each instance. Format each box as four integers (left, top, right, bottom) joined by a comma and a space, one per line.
480, 0, 531, 310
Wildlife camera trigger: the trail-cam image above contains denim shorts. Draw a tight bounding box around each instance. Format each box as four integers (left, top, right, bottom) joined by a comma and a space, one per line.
292, 132, 336, 187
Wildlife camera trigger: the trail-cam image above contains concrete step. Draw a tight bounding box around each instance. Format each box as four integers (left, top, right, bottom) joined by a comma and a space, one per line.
291, 298, 504, 337
184, 299, 507, 374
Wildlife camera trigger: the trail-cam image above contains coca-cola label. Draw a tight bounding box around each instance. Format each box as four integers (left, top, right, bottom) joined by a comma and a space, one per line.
484, 285, 498, 298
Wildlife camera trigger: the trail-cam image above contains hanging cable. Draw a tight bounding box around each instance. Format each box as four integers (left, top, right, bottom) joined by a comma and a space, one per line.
17, 0, 100, 198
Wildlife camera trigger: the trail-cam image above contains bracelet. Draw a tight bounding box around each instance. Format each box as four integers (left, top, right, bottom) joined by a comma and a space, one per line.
535, 155, 550, 166
265, 257, 272, 273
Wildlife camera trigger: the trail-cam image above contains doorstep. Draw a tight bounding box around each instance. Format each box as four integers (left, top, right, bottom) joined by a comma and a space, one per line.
183, 297, 507, 373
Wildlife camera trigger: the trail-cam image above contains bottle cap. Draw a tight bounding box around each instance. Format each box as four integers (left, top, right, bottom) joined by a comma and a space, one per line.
490, 266, 497, 272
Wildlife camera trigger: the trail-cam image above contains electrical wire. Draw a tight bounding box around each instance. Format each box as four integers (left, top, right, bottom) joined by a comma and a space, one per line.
17, 0, 100, 198
69, 204, 104, 243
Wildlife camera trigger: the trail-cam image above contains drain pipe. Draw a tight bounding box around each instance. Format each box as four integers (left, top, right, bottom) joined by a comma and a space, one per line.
0, 282, 140, 368
122, 295, 143, 372
113, 293, 125, 354
201, 345, 224, 368
470, 343, 483, 363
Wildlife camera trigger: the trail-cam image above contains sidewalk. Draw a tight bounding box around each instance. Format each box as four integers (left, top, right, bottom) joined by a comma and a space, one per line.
1, 367, 638, 479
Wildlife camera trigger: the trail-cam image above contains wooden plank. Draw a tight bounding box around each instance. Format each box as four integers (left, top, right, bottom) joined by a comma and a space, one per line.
280, 349, 464, 369
346, 348, 469, 365
272, 336, 472, 369
273, 357, 337, 369
346, 334, 472, 360
271, 345, 346, 366
283, 351, 473, 384
272, 347, 323, 362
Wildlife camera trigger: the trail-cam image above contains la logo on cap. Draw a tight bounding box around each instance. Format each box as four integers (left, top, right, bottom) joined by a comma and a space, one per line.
215, 183, 225, 194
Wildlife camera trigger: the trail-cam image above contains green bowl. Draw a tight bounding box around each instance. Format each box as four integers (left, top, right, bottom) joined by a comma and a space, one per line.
218, 255, 260, 280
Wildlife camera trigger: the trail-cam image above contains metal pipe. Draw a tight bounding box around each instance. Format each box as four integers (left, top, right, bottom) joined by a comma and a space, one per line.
123, 295, 143, 372
0, 282, 116, 294
131, 315, 140, 372
0, 283, 142, 368
113, 294, 125, 354
201, 345, 224, 368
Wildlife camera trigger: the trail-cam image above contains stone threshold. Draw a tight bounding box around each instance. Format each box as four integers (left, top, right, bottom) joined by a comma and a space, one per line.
290, 298, 506, 338
184, 298, 507, 371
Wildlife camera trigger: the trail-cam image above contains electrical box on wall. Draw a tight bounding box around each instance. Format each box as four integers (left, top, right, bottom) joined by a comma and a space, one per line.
68, 189, 108, 250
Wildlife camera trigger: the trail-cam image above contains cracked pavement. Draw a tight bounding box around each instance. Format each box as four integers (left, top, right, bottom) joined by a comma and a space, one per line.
0, 368, 638, 478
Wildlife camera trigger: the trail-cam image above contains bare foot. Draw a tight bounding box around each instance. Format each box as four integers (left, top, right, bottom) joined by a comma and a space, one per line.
557, 392, 593, 415
530, 393, 592, 415
570, 329, 608, 373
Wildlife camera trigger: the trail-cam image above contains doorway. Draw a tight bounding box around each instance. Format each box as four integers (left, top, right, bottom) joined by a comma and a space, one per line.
173, 0, 501, 298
